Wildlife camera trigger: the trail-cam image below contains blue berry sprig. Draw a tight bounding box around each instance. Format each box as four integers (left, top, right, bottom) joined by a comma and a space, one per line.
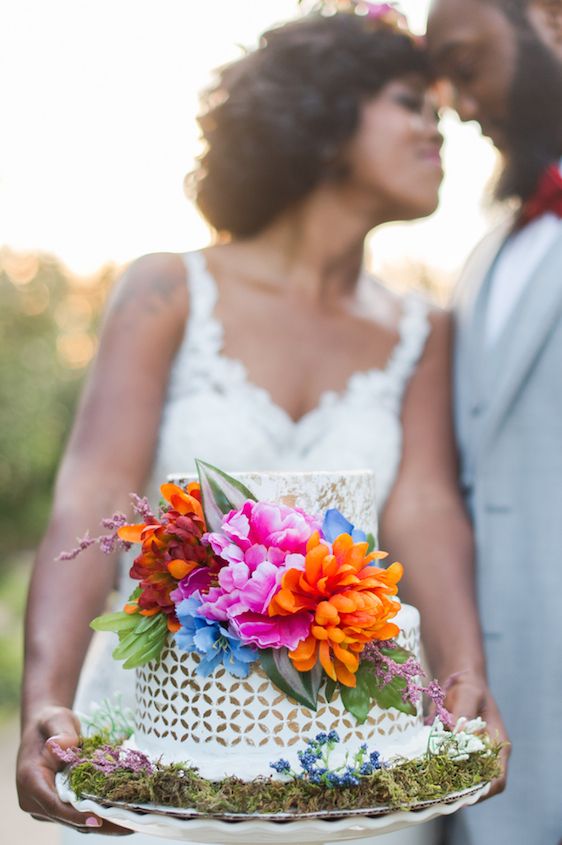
270, 732, 381, 788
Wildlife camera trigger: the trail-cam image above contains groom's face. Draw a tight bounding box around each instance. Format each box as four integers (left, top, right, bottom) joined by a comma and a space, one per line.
426, 0, 518, 150
428, 0, 562, 200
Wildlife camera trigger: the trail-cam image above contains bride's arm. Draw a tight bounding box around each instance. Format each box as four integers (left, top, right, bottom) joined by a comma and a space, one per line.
379, 307, 509, 796
17, 253, 188, 833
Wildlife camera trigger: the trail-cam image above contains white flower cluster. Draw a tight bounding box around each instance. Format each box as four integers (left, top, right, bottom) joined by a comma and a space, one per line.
428, 716, 488, 762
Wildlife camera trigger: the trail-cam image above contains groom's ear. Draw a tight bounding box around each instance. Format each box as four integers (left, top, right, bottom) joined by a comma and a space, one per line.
528, 0, 562, 57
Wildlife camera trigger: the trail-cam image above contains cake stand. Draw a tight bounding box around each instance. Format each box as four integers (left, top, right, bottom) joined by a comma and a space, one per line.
56, 773, 489, 843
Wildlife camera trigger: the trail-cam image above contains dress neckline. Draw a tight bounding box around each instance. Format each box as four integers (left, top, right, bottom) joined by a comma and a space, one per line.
186, 249, 426, 429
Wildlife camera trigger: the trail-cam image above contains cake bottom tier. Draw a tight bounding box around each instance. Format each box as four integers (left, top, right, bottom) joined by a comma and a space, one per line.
134, 605, 426, 780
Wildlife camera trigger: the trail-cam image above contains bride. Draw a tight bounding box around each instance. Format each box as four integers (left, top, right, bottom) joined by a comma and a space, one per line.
16, 6, 506, 844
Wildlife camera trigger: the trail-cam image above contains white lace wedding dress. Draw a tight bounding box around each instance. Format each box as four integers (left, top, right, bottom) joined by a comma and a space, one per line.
65, 250, 438, 845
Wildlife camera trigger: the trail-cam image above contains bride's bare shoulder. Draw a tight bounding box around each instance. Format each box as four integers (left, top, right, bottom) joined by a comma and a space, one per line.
109, 252, 189, 320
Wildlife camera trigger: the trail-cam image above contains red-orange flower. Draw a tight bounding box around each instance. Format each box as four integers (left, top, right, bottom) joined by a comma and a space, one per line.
268, 532, 403, 688
117, 482, 217, 625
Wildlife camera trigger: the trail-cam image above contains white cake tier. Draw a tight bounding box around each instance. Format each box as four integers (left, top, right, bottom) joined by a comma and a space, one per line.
168, 468, 378, 540
134, 604, 425, 780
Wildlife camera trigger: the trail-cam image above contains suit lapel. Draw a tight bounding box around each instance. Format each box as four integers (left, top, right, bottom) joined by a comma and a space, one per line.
477, 231, 562, 460
454, 220, 514, 427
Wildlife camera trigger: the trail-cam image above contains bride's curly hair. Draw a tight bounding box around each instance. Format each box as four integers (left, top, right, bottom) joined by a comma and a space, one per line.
189, 13, 429, 238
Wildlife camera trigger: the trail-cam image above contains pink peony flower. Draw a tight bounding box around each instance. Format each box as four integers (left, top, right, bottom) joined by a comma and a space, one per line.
206, 500, 320, 563
195, 500, 317, 649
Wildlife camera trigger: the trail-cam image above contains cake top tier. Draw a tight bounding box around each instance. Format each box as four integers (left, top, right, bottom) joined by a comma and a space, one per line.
168, 469, 378, 539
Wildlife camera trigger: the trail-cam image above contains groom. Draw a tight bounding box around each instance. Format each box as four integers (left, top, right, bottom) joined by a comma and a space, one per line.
427, 1, 562, 843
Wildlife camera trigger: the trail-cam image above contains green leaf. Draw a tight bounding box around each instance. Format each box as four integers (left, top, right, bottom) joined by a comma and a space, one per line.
379, 643, 414, 665
340, 665, 372, 723
369, 671, 417, 717
90, 611, 138, 634
122, 626, 168, 669
259, 648, 322, 711
366, 532, 377, 553
112, 631, 144, 661
324, 676, 337, 702
132, 613, 165, 635
195, 459, 257, 532
122, 643, 163, 669
112, 615, 165, 658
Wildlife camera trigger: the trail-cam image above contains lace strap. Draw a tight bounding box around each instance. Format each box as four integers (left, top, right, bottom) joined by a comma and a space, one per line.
385, 294, 431, 394
180, 250, 223, 360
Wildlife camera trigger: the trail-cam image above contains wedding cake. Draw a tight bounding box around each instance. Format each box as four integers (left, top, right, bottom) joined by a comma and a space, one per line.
56, 465, 498, 829
132, 470, 430, 779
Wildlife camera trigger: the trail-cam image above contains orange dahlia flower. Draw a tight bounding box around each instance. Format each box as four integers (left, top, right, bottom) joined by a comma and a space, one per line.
268, 532, 403, 687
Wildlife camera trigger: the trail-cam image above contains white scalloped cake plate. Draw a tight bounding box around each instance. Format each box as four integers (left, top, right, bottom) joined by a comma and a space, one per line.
56, 773, 490, 842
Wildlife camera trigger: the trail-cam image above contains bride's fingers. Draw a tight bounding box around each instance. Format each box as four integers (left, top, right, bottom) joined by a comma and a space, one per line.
31, 807, 130, 836
480, 700, 510, 800
442, 681, 510, 802
444, 680, 485, 719
33, 748, 132, 835
18, 764, 101, 829
18, 711, 132, 835
38, 706, 82, 743
34, 777, 132, 835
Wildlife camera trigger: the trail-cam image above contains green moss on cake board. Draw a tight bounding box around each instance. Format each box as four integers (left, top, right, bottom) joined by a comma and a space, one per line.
67, 736, 501, 816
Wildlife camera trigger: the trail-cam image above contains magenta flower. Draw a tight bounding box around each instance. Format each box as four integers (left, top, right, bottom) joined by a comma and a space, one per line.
171, 567, 213, 604
365, 2, 394, 19
194, 500, 318, 649
232, 610, 311, 650
205, 500, 320, 564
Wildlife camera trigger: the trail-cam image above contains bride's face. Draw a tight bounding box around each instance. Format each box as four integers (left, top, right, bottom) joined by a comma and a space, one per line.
342, 76, 444, 221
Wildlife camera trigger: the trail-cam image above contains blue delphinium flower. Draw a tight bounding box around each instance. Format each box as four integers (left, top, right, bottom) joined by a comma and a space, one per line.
270, 759, 291, 775
340, 767, 360, 787
369, 751, 381, 768
270, 731, 381, 789
175, 595, 256, 678
322, 508, 367, 544
297, 748, 321, 773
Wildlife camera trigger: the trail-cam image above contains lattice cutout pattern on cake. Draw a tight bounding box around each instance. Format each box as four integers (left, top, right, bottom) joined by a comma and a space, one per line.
135, 615, 421, 750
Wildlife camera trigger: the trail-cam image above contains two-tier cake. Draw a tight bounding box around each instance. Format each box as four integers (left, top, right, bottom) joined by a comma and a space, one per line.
132, 469, 430, 779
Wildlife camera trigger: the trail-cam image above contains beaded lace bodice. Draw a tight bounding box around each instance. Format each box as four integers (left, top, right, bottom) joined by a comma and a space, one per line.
148, 250, 431, 513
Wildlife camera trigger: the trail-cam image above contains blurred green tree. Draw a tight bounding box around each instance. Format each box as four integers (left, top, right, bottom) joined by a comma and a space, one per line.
0, 250, 116, 568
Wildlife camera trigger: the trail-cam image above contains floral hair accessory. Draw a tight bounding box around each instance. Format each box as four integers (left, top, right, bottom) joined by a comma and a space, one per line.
300, 0, 415, 40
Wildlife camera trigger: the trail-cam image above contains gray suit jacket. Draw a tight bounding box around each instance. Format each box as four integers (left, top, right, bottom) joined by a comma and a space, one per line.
447, 224, 562, 845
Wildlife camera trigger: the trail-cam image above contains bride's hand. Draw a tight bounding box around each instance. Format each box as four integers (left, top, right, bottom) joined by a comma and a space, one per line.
444, 674, 511, 800
17, 705, 131, 835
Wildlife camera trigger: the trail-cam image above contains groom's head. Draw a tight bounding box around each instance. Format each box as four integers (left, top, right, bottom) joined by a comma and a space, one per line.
427, 0, 562, 201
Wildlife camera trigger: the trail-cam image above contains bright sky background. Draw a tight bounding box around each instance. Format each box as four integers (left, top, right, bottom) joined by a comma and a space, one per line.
0, 0, 500, 279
